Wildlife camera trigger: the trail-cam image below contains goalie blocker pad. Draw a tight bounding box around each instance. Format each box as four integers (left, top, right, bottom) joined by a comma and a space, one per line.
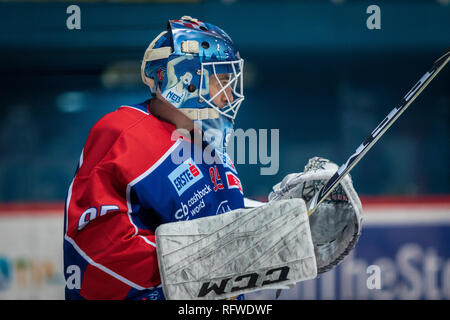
155, 199, 317, 300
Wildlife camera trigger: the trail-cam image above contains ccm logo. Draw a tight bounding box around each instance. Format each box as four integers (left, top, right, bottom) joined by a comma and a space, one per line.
197, 266, 290, 298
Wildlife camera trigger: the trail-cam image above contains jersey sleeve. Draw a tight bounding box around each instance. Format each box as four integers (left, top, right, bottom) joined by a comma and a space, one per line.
65, 107, 176, 299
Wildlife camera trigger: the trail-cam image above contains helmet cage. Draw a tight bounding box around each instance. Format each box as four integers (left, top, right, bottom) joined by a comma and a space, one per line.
199, 59, 244, 121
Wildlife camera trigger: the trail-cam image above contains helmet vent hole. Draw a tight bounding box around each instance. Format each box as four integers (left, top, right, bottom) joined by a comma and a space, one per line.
200, 26, 208, 31
201, 41, 210, 49
188, 84, 196, 92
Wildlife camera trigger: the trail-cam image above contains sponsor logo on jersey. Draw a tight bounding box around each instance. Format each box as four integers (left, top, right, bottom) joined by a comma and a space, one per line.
225, 171, 243, 194
174, 184, 212, 220
168, 158, 204, 196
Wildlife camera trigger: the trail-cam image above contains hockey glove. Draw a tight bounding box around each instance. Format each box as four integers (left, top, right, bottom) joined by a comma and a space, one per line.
268, 157, 363, 274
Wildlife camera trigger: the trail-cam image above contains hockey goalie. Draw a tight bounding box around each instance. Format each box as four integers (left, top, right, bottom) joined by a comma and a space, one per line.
63, 16, 363, 300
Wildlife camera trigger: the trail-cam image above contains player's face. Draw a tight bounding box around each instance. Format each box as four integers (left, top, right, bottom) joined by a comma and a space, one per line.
209, 73, 233, 109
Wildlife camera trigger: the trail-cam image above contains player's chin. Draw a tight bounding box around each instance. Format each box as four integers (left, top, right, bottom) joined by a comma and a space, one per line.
218, 101, 232, 109
213, 102, 225, 109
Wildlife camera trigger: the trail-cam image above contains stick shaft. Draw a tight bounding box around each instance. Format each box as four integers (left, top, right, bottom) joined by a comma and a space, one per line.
307, 51, 450, 216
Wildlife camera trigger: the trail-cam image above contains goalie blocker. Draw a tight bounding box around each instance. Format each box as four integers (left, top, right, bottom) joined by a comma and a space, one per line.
155, 199, 317, 300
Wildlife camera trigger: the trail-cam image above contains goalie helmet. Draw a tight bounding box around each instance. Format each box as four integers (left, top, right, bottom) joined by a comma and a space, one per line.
141, 16, 244, 152
141, 16, 244, 120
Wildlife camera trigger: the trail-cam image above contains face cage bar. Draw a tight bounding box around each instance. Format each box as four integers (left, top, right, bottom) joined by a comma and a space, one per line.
199, 59, 245, 121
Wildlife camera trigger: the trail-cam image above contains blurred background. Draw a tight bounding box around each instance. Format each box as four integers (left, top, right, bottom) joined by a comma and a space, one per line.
0, 0, 448, 299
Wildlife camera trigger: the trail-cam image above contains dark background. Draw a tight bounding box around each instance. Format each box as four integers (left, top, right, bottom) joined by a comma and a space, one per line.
0, 0, 448, 202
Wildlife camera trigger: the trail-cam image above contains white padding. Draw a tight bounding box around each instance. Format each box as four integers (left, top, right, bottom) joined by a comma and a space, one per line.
181, 40, 199, 54
180, 108, 220, 120
141, 30, 172, 89
156, 198, 317, 300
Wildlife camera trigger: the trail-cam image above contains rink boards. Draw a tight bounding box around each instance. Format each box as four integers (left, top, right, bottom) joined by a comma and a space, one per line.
0, 198, 449, 300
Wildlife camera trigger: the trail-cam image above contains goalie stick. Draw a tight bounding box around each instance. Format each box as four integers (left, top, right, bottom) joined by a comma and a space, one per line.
307, 50, 450, 216
275, 50, 449, 300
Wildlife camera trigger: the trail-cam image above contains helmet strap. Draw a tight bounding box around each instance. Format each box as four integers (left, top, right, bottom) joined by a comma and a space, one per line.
150, 90, 194, 133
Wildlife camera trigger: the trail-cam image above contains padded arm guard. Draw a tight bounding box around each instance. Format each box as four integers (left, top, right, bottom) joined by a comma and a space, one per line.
155, 199, 317, 300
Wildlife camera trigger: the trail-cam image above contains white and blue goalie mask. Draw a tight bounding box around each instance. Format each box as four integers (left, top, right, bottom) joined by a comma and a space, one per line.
141, 16, 244, 152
